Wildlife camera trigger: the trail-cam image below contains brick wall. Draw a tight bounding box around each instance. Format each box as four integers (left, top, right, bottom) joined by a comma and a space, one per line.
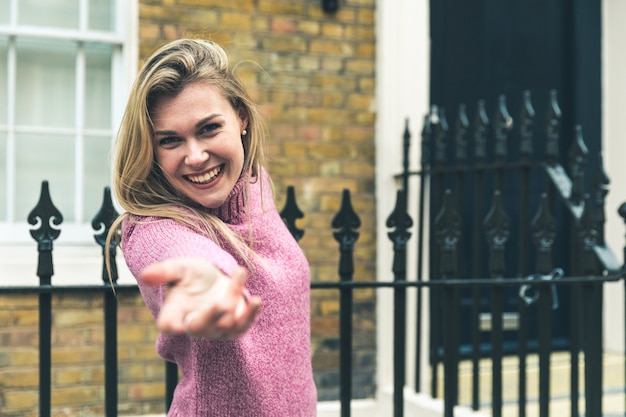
0, 0, 377, 414
0, 292, 166, 417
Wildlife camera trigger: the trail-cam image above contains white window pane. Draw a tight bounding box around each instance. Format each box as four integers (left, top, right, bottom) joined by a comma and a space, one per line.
85, 44, 112, 129
18, 0, 79, 29
0, 1, 9, 24
89, 0, 115, 31
0, 37, 7, 125
0, 132, 6, 221
83, 135, 112, 220
15, 38, 76, 128
16, 133, 75, 221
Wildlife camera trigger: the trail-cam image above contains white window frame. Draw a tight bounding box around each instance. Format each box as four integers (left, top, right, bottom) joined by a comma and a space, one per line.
0, 0, 137, 245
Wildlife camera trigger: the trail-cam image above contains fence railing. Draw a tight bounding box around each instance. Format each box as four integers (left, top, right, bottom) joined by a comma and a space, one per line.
2, 89, 626, 417
400, 89, 626, 417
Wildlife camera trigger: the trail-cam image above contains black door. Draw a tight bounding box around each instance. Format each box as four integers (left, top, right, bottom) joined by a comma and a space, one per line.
428, 0, 602, 357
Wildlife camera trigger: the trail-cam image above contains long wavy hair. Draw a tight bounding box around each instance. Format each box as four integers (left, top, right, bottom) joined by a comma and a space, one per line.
106, 38, 268, 275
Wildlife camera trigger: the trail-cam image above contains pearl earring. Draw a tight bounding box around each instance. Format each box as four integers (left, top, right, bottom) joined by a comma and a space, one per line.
242, 129, 248, 136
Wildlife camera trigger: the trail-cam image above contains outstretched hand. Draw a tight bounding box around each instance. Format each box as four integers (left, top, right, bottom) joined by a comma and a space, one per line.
139, 258, 262, 340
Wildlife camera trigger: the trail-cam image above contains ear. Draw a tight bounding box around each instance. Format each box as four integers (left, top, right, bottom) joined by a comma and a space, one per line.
238, 107, 249, 132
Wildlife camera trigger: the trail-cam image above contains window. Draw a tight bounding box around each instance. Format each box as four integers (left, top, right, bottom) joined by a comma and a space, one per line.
0, 0, 135, 243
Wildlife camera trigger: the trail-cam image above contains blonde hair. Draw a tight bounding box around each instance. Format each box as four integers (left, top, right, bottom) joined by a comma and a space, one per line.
106, 39, 267, 273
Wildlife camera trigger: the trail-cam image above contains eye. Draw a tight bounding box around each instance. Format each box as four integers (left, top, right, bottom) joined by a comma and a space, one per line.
157, 136, 182, 148
200, 123, 221, 135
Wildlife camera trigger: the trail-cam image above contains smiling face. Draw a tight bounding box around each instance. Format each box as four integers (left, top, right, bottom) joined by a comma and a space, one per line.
151, 82, 248, 209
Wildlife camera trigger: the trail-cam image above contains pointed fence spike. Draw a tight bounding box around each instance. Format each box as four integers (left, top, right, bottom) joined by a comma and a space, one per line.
545, 89, 562, 163
531, 193, 557, 274
280, 185, 305, 242
493, 94, 513, 161
455, 103, 469, 162
484, 190, 511, 277
434, 190, 460, 277
92, 187, 120, 284
434, 107, 449, 164
421, 113, 432, 167
568, 125, 589, 205
473, 99, 489, 161
519, 90, 535, 157
402, 118, 411, 192
332, 189, 361, 279
27, 181, 63, 283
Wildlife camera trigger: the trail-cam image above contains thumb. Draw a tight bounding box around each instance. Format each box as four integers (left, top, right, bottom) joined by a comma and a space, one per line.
139, 259, 186, 287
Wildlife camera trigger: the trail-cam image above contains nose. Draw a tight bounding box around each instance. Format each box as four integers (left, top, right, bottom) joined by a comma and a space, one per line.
184, 139, 209, 166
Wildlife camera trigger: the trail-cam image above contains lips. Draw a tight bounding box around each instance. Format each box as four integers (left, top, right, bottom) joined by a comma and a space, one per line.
185, 165, 223, 184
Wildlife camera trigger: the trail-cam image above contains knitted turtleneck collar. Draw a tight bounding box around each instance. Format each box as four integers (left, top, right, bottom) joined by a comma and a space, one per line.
205, 171, 249, 224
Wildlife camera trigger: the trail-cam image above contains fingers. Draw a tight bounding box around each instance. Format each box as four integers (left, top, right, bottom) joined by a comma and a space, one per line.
186, 272, 261, 339
143, 260, 261, 339
139, 258, 186, 287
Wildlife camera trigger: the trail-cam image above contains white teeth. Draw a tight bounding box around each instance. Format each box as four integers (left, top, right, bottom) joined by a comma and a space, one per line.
187, 166, 221, 184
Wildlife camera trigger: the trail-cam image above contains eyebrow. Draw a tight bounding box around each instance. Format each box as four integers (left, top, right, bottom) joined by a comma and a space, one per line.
153, 113, 222, 136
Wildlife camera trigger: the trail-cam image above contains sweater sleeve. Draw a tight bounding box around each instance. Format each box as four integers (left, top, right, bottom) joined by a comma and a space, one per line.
121, 217, 240, 282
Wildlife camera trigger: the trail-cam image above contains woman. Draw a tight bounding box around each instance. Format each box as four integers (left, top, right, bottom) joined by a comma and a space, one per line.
107, 38, 317, 416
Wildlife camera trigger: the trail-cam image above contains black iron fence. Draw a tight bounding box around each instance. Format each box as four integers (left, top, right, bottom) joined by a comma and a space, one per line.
401, 89, 626, 417
1, 88, 626, 417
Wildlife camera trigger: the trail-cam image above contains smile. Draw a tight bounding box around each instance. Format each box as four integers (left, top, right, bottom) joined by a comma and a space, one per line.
185, 165, 223, 184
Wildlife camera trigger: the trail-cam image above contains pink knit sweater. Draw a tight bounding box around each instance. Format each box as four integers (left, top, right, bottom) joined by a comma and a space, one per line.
121, 170, 317, 416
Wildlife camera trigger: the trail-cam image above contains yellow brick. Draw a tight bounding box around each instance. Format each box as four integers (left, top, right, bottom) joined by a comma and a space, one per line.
357, 8, 375, 23
357, 42, 375, 58
178, 0, 225, 7
55, 368, 85, 385
258, 1, 306, 15
320, 299, 340, 316
346, 59, 375, 75
89, 366, 105, 383
0, 294, 38, 308
310, 39, 354, 56
298, 20, 320, 36
321, 57, 344, 72
128, 381, 166, 401
139, 22, 160, 40
221, 12, 252, 30
358, 76, 375, 92
52, 346, 102, 364
253, 16, 271, 31
118, 325, 148, 343
319, 161, 341, 176
313, 75, 356, 91
298, 56, 320, 72
12, 310, 39, 326
347, 93, 374, 110
356, 111, 375, 124
53, 309, 100, 327
0, 370, 38, 388
53, 293, 99, 308
346, 24, 374, 41
342, 126, 374, 142
0, 310, 10, 326
322, 92, 346, 107
3, 391, 38, 412
2, 349, 38, 366
260, 36, 307, 53
321, 22, 345, 38
308, 108, 353, 124
130, 344, 161, 360
51, 386, 102, 406
233, 0, 255, 11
